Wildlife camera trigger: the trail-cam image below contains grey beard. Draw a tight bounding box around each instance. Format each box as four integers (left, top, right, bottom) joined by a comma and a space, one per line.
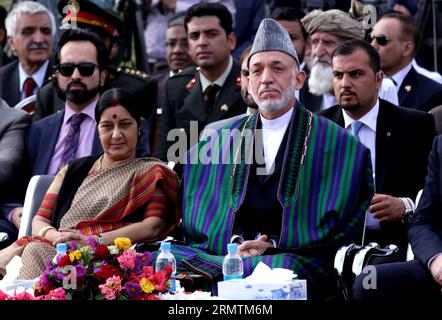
308, 63, 333, 96
252, 79, 297, 114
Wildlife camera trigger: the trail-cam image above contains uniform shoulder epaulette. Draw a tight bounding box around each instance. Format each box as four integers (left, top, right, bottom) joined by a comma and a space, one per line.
173, 66, 198, 78
116, 67, 150, 80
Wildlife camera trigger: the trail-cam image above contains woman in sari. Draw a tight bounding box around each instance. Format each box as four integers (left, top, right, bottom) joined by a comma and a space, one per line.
0, 88, 180, 279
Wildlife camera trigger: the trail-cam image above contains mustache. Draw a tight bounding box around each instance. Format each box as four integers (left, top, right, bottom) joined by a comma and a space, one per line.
313, 55, 331, 65
27, 42, 49, 50
67, 81, 87, 90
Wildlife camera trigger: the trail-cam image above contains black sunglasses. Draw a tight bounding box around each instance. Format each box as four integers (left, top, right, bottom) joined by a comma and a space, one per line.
56, 62, 99, 77
370, 34, 390, 46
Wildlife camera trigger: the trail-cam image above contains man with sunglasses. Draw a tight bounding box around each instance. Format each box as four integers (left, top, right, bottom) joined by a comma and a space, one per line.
0, 1, 56, 111
35, 0, 158, 143
371, 12, 442, 112
320, 39, 435, 260
300, 6, 399, 112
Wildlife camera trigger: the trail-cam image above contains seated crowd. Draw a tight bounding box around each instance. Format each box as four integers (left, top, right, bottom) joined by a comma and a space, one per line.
0, 0, 441, 300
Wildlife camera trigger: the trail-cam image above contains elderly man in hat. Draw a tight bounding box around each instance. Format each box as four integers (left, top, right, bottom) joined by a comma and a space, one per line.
160, 18, 373, 300
300, 3, 398, 112
35, 0, 157, 145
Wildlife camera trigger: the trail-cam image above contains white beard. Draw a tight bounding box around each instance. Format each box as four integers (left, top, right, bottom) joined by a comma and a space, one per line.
308, 62, 333, 96
252, 79, 297, 114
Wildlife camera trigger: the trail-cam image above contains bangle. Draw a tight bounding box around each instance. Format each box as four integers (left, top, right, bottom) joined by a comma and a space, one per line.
39, 226, 56, 238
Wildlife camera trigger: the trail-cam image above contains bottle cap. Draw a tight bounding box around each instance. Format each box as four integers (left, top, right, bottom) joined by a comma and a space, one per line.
56, 243, 67, 252
160, 242, 171, 251
227, 243, 238, 253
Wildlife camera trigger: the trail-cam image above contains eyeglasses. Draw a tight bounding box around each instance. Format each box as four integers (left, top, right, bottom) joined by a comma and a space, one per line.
370, 34, 390, 46
56, 62, 99, 77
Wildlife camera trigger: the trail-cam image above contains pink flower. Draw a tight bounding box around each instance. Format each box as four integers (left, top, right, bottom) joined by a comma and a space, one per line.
117, 250, 136, 270
99, 275, 122, 300
0, 290, 10, 300
49, 288, 66, 300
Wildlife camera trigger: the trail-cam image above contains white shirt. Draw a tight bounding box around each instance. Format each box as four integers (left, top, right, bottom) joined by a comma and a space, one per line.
343, 100, 380, 229
391, 62, 413, 92
199, 55, 233, 93
260, 107, 293, 175
18, 60, 49, 100
320, 79, 398, 110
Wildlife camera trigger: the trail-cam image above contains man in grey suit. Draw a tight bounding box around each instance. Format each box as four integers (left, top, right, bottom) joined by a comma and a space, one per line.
0, 99, 32, 249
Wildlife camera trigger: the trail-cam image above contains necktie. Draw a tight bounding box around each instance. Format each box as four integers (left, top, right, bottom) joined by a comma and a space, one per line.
349, 121, 363, 139
204, 84, 220, 114
59, 113, 87, 170
23, 77, 37, 114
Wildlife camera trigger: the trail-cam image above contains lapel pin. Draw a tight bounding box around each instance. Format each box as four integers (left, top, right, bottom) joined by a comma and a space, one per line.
404, 85, 412, 92
386, 131, 391, 137
221, 104, 229, 112
186, 77, 197, 89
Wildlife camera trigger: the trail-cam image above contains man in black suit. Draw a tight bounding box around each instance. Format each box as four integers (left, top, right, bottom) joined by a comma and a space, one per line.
156, 3, 247, 161
320, 39, 435, 258
354, 135, 442, 300
0, 1, 55, 109
371, 12, 442, 111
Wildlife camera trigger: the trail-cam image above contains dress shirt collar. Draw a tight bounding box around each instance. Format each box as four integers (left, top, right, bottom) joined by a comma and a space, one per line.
63, 99, 98, 125
18, 60, 49, 93
343, 99, 379, 133
199, 55, 233, 93
260, 106, 293, 130
391, 62, 413, 90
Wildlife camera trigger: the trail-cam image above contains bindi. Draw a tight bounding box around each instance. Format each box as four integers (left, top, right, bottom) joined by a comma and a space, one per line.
112, 114, 117, 119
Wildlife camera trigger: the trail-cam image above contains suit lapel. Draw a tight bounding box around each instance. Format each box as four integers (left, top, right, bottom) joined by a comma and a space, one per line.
299, 79, 323, 112
375, 100, 395, 193
4, 62, 20, 107
181, 76, 207, 122
398, 67, 417, 106
208, 63, 241, 123
39, 112, 64, 174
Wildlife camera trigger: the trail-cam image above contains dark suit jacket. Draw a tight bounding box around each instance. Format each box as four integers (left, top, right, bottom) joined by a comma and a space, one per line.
398, 66, 442, 112
25, 110, 150, 177
156, 62, 247, 160
0, 60, 52, 108
409, 135, 442, 266
319, 99, 436, 248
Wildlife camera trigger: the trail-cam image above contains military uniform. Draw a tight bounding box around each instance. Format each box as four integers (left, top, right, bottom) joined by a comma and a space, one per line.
156, 62, 247, 161
35, 66, 157, 142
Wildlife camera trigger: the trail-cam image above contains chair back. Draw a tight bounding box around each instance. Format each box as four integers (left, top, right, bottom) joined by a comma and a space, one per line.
18, 175, 55, 238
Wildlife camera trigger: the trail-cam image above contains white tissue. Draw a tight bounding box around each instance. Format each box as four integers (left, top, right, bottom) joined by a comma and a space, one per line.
245, 262, 297, 283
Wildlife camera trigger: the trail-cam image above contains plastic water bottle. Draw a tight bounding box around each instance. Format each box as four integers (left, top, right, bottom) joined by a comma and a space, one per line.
53, 243, 67, 264
223, 243, 243, 281
155, 242, 177, 292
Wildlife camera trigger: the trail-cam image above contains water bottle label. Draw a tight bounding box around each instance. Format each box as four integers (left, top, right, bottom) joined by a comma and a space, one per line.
223, 274, 242, 281
169, 273, 176, 292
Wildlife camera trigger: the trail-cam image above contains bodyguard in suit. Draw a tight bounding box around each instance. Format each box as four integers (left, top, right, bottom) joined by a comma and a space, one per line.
0, 99, 32, 249
156, 3, 247, 161
0, 1, 55, 109
353, 135, 442, 300
371, 12, 442, 112
320, 40, 435, 258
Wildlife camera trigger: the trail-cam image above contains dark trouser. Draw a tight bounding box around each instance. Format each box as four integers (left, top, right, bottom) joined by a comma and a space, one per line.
0, 218, 18, 250
353, 259, 442, 300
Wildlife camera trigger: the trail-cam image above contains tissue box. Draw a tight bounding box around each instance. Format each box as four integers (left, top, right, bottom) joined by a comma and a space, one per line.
217, 279, 307, 300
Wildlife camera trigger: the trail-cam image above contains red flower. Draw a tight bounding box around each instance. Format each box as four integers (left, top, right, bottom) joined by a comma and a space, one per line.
94, 245, 110, 260
0, 290, 10, 300
57, 254, 71, 267
94, 264, 121, 281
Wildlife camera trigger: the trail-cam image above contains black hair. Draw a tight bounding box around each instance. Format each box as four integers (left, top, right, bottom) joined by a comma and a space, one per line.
184, 2, 233, 35
270, 7, 308, 40
95, 88, 141, 126
332, 39, 381, 74
56, 29, 109, 70
168, 11, 186, 28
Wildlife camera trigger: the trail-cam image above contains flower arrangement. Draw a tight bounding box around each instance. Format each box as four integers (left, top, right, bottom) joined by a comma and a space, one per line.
0, 237, 172, 300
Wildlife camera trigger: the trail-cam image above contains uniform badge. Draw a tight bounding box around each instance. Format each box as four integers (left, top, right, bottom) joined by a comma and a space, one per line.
221, 104, 229, 112
386, 131, 392, 137
404, 85, 412, 92
186, 77, 197, 89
